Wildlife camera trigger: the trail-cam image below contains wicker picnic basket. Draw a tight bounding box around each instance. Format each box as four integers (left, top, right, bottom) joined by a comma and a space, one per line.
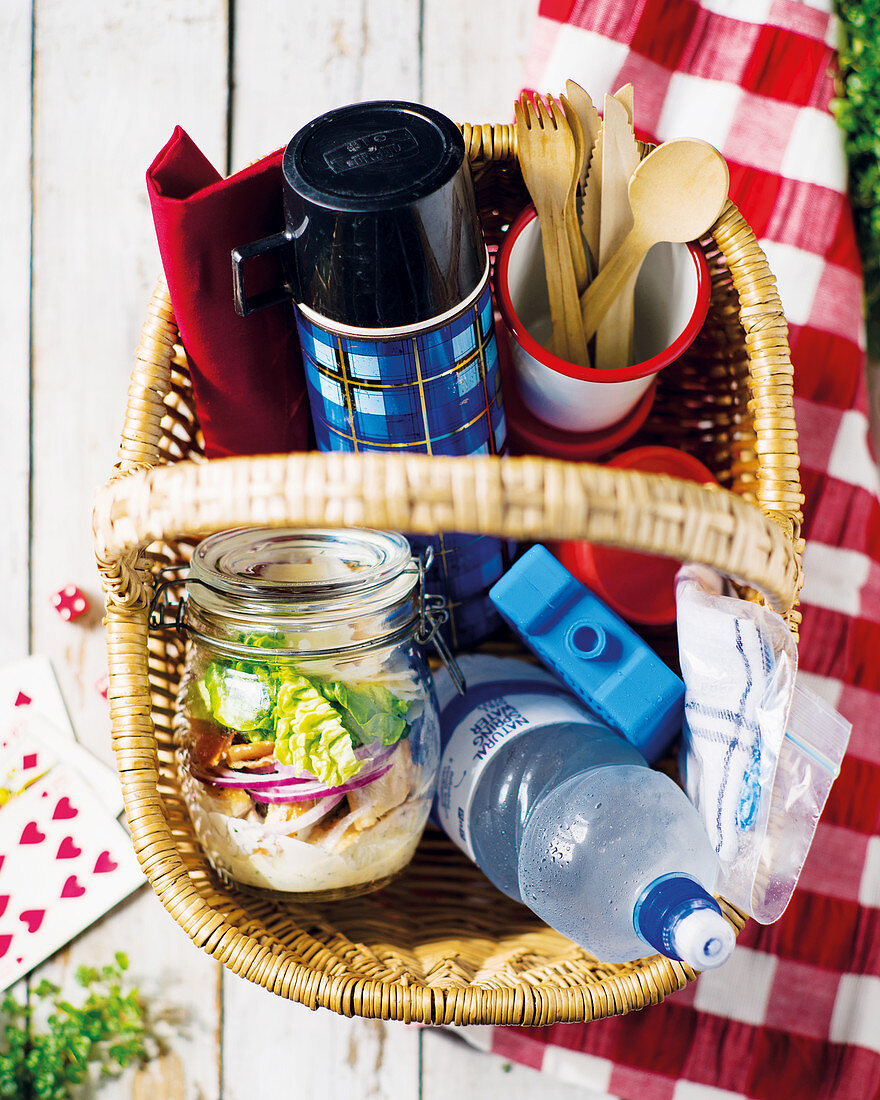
92, 123, 804, 1026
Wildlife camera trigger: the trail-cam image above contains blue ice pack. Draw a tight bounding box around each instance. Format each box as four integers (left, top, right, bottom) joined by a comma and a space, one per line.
488, 545, 684, 763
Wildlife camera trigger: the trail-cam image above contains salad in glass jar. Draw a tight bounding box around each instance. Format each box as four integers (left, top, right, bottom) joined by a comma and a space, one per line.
175, 527, 442, 900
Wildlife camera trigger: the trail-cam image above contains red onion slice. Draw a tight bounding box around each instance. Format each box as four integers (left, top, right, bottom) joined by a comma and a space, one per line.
190, 742, 398, 791
356, 742, 397, 767
245, 762, 393, 803
190, 763, 315, 789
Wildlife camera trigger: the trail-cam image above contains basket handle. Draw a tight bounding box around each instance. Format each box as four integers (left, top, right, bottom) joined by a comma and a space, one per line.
94, 449, 801, 618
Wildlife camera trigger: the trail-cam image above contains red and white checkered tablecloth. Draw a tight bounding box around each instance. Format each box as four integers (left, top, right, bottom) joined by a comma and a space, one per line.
457, 3, 880, 1097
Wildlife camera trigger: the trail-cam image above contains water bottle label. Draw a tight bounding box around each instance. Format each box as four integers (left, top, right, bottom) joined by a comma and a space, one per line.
436, 690, 591, 859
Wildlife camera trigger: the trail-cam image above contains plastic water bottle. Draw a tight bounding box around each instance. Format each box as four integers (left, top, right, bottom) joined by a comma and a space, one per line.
433, 655, 735, 969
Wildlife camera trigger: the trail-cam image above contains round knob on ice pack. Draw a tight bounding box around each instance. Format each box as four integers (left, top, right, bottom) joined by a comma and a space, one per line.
567, 621, 608, 660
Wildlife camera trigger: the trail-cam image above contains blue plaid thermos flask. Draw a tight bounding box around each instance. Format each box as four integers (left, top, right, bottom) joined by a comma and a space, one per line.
232, 101, 507, 649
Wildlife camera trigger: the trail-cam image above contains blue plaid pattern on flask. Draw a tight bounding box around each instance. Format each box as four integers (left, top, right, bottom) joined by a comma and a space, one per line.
296, 272, 507, 649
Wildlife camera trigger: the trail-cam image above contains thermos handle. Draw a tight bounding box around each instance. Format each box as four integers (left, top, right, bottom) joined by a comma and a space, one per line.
231, 231, 294, 317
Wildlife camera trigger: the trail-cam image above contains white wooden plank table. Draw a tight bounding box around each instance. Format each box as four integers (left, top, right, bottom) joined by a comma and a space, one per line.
4, 0, 611, 1095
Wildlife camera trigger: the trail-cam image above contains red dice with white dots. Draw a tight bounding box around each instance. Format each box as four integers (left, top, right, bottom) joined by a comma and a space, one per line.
51, 585, 89, 622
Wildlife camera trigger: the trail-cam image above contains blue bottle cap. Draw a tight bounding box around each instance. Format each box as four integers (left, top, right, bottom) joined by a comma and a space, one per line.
634, 874, 735, 970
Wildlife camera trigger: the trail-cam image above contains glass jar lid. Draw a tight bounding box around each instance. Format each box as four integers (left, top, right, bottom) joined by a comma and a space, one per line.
191, 527, 412, 599
185, 527, 420, 648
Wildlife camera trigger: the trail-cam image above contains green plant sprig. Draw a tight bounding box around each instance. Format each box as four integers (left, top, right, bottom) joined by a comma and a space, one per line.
833, 0, 880, 356
0, 954, 161, 1099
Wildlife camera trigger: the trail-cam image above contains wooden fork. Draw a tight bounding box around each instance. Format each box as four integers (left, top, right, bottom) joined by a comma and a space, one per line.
514, 94, 588, 366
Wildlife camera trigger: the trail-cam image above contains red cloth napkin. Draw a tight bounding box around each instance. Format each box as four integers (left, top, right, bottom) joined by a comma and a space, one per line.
146, 127, 310, 458
455, 4, 880, 1098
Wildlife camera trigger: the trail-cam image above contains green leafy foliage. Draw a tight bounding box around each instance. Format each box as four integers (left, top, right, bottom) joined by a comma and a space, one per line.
0, 954, 159, 1099
833, 1, 880, 355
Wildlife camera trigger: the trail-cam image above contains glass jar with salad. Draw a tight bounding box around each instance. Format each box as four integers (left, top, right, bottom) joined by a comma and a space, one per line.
175, 527, 442, 900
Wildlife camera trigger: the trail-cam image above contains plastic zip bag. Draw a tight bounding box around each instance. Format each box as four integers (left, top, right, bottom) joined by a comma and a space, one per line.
675, 565, 850, 923
748, 681, 851, 922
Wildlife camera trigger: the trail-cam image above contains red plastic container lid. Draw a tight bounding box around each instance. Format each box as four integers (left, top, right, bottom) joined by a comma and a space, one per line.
554, 446, 717, 626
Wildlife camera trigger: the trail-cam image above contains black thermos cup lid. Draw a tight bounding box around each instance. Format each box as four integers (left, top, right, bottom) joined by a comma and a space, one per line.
282, 100, 486, 329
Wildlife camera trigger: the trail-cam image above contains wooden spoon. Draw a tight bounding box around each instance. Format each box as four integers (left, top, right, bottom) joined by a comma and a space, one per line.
579, 138, 729, 346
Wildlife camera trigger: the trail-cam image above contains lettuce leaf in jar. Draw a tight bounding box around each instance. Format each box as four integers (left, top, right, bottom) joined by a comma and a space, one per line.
318, 681, 410, 746
273, 674, 362, 787
200, 660, 274, 737
236, 629, 287, 652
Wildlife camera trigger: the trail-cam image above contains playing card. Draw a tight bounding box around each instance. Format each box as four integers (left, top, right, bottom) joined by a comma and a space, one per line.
0, 707, 123, 817
0, 765, 145, 989
0, 724, 56, 806
0, 656, 76, 740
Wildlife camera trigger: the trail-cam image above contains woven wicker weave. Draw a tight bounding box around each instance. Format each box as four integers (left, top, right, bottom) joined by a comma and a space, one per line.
92, 124, 804, 1026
